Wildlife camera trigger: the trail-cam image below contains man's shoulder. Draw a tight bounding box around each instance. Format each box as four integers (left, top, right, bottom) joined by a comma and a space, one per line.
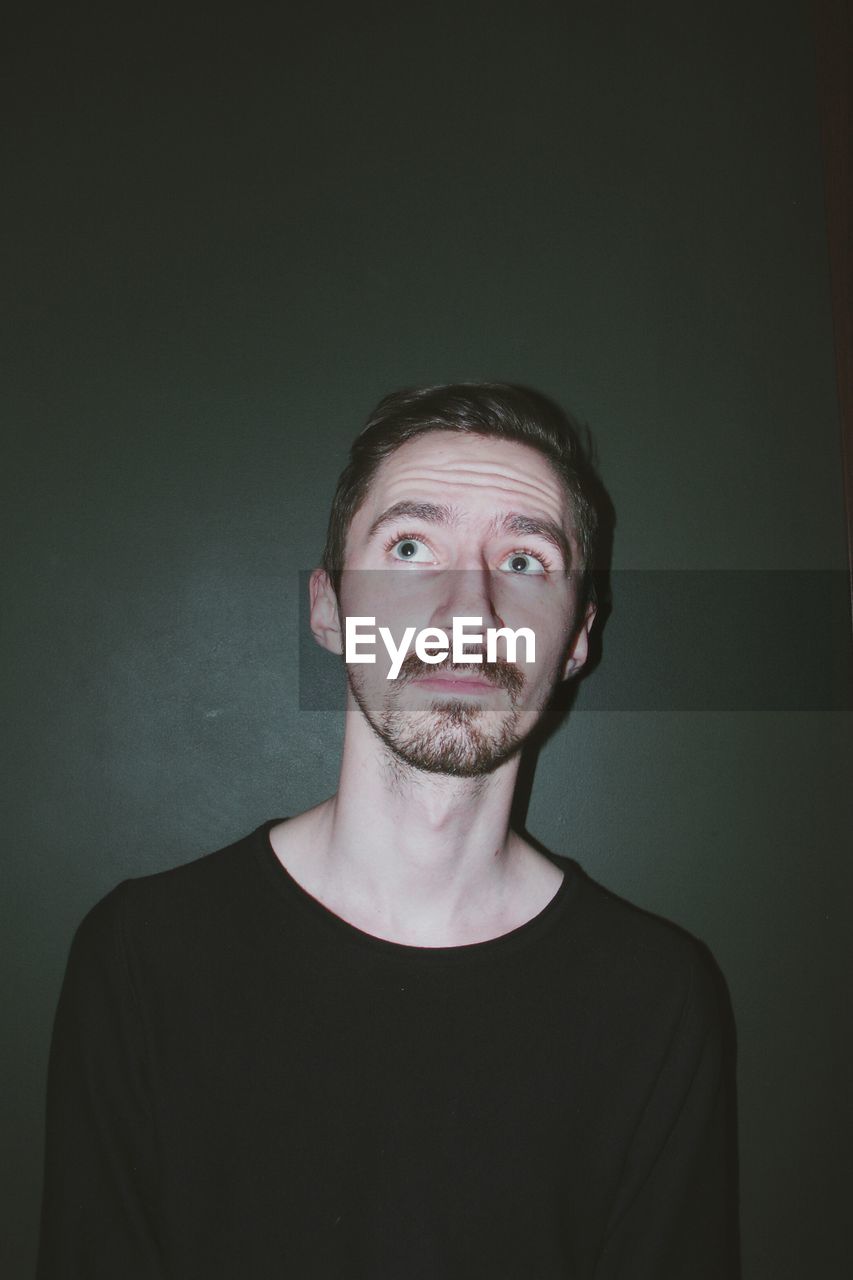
559, 860, 725, 1030
73, 823, 267, 960
568, 862, 704, 959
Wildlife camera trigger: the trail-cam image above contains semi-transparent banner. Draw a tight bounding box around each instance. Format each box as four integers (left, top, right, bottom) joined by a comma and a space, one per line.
296, 569, 852, 712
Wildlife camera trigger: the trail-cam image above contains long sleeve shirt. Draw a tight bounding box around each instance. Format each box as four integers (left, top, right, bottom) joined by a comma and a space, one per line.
37, 819, 738, 1278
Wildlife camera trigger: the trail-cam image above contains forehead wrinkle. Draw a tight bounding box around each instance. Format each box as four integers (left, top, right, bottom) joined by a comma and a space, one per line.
377, 468, 564, 520
362, 445, 580, 559
383, 458, 559, 494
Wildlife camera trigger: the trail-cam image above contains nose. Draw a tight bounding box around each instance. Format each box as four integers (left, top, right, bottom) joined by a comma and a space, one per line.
428, 565, 505, 647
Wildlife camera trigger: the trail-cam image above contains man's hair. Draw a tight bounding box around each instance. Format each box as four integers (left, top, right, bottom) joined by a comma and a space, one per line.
322, 382, 602, 608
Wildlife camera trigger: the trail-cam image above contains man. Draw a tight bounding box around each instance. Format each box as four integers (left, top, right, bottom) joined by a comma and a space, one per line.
38, 384, 736, 1278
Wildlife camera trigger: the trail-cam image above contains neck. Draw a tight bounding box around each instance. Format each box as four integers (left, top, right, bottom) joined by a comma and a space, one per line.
312, 704, 525, 939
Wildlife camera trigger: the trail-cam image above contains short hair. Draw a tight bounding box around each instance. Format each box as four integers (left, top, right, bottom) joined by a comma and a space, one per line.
322, 382, 603, 608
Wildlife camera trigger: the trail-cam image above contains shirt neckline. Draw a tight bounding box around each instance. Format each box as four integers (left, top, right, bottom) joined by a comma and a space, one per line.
251, 817, 581, 964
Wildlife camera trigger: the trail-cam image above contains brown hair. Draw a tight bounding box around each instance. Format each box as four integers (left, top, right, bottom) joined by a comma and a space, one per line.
322, 382, 603, 607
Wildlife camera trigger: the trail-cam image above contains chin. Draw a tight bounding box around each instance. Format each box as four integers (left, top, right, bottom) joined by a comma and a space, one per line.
378, 703, 525, 778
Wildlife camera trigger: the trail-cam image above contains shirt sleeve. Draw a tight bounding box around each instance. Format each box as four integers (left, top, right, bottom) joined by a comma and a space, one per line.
37, 883, 166, 1279
593, 951, 739, 1280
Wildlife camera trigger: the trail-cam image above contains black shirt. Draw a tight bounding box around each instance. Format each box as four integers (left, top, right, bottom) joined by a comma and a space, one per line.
37, 820, 736, 1278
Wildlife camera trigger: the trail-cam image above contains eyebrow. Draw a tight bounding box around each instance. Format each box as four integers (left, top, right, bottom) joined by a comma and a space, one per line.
366, 501, 573, 568
490, 513, 573, 568
366, 501, 459, 540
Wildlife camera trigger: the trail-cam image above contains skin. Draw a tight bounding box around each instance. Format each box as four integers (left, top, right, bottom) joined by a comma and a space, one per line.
269, 431, 596, 946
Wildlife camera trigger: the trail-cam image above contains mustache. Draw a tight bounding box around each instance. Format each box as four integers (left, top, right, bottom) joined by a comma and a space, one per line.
396, 650, 525, 695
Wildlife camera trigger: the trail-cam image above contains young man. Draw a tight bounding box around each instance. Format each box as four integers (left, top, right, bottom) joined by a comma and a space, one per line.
38, 384, 736, 1278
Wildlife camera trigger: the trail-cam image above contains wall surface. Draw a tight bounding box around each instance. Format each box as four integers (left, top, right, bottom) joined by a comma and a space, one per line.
3, 2, 851, 1276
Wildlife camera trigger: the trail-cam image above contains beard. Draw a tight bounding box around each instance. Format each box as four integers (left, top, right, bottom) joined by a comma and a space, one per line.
346, 651, 529, 778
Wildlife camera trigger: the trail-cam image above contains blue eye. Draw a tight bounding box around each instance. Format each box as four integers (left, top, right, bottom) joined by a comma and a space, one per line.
499, 552, 547, 575
390, 538, 433, 563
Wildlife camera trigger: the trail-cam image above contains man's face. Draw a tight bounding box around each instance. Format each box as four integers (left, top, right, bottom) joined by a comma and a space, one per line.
311, 431, 595, 777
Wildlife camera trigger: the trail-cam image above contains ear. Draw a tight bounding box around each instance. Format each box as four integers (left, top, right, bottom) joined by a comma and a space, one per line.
561, 601, 597, 681
309, 568, 343, 656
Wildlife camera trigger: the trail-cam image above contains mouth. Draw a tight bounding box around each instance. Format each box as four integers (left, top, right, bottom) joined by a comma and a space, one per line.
410, 674, 499, 695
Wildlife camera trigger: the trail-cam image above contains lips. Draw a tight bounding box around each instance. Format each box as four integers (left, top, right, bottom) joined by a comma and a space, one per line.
412, 674, 497, 692
396, 651, 525, 696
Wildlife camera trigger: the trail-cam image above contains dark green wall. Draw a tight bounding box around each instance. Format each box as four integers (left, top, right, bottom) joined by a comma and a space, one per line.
4, 2, 851, 1276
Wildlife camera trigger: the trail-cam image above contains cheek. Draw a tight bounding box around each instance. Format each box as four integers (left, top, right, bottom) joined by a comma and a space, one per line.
520, 620, 571, 684
341, 572, 440, 636
339, 576, 400, 625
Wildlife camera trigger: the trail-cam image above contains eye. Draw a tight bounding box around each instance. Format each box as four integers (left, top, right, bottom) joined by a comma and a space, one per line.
387, 536, 434, 564
498, 551, 548, 575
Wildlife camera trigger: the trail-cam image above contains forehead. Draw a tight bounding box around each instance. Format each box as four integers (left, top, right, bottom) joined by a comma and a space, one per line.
359, 431, 571, 528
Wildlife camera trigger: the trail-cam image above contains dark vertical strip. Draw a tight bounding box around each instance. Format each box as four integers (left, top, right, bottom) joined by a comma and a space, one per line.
814, 0, 853, 629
